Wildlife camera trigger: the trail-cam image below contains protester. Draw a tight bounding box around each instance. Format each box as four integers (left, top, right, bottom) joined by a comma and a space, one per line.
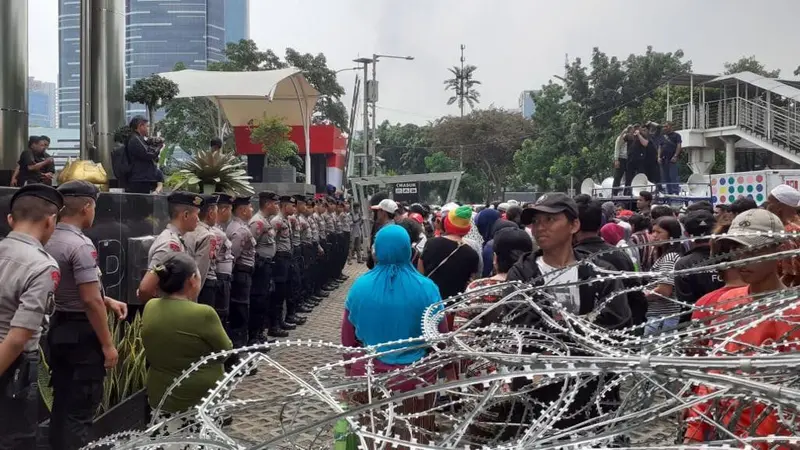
505, 205, 523, 226
141, 253, 231, 428
366, 197, 397, 269
644, 216, 684, 334
659, 121, 682, 195
765, 184, 800, 286
674, 210, 723, 323
690, 218, 745, 324
396, 217, 424, 266
348, 202, 364, 264
612, 126, 631, 195
728, 196, 757, 215
14, 135, 55, 187
636, 191, 652, 217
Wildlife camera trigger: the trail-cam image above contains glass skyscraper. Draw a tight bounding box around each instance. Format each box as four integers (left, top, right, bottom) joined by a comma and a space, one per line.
225, 0, 250, 45
58, 0, 249, 127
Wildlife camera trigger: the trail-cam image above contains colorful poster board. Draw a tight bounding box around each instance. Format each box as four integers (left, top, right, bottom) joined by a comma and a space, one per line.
710, 172, 766, 205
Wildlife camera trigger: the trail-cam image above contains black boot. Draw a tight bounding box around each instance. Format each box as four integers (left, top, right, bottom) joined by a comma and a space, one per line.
286, 315, 307, 325
296, 304, 313, 314
268, 327, 289, 338
280, 321, 297, 330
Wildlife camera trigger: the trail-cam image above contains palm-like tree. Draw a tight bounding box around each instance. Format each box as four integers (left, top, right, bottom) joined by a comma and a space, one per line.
444, 65, 481, 116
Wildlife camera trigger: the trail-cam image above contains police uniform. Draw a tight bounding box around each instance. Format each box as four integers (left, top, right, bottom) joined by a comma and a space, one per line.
148, 195, 200, 270
321, 204, 338, 290
294, 195, 316, 310
43, 181, 107, 450
226, 196, 256, 347
311, 207, 329, 297
337, 206, 352, 279
248, 191, 282, 340
212, 193, 234, 332
0, 185, 63, 449
305, 198, 323, 301
184, 194, 219, 308
270, 197, 297, 326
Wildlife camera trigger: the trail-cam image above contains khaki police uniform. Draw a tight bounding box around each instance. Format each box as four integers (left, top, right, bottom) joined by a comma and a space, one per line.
307, 206, 325, 297
248, 206, 278, 339
148, 223, 186, 270
212, 223, 233, 329
270, 207, 294, 323
184, 220, 218, 308
226, 213, 256, 347
0, 185, 63, 449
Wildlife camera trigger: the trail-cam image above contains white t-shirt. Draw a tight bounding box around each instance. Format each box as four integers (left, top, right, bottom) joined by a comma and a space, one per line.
535, 257, 581, 313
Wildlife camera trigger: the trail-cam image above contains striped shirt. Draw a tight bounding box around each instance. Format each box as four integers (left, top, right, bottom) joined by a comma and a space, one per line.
647, 251, 681, 318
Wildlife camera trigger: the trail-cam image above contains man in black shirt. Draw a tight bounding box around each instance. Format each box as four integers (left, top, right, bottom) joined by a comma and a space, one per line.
14, 136, 55, 186
674, 210, 723, 323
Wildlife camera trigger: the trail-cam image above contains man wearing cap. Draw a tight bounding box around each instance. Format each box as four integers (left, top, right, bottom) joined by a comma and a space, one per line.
349, 202, 364, 264
213, 193, 234, 331
137, 191, 201, 304
0, 185, 63, 448
321, 200, 341, 289
684, 208, 800, 445
184, 194, 220, 309
287, 195, 311, 319
226, 196, 256, 347
674, 210, 723, 323
294, 195, 317, 311
337, 202, 352, 280
303, 196, 325, 303
367, 198, 398, 269
766, 184, 800, 287
312, 200, 332, 297
271, 196, 302, 335
249, 192, 279, 342
46, 181, 128, 449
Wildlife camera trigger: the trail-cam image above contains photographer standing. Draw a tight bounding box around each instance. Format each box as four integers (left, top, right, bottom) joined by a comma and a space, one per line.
125, 116, 164, 194
659, 121, 682, 195
613, 126, 633, 195
627, 124, 660, 193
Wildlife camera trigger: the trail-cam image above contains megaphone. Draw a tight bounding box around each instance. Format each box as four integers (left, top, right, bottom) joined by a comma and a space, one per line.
599, 177, 614, 198
686, 173, 711, 197
581, 177, 601, 196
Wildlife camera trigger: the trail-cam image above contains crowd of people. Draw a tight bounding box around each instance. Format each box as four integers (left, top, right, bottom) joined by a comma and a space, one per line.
613, 121, 683, 195
2, 164, 800, 447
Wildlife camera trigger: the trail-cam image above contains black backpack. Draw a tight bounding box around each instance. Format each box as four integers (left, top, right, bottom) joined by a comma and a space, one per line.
111, 141, 132, 182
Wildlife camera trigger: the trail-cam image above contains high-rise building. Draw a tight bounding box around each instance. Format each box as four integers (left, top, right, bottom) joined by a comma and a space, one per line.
58, 0, 246, 126
519, 90, 538, 119
225, 0, 250, 44
29, 77, 58, 128
58, 0, 81, 128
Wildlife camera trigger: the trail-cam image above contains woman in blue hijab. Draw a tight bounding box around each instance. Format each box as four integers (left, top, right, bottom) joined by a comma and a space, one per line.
341, 224, 445, 369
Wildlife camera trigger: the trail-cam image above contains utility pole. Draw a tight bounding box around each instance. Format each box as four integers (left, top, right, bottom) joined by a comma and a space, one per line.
371, 58, 378, 177
353, 58, 374, 177
459, 44, 466, 171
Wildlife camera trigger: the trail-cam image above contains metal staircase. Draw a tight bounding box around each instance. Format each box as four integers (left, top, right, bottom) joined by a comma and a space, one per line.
670, 95, 800, 161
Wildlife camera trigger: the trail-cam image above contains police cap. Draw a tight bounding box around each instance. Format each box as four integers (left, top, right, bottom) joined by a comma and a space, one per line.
233, 196, 252, 207
201, 194, 219, 206
279, 195, 295, 205
293, 194, 306, 204
258, 191, 279, 202
214, 192, 233, 205
168, 191, 204, 208
11, 184, 64, 210
57, 180, 99, 200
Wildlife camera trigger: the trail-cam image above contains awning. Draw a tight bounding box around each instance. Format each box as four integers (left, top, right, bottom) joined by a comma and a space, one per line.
158, 67, 320, 126
703, 71, 800, 101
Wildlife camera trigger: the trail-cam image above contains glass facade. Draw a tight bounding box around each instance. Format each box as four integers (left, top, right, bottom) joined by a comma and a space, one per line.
58, 0, 244, 126
29, 78, 57, 128
224, 0, 249, 44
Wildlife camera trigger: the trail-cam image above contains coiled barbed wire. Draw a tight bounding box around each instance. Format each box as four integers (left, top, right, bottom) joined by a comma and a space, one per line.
88, 231, 800, 450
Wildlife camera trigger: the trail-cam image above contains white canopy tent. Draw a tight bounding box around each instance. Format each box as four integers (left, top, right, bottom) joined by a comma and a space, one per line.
159, 67, 320, 182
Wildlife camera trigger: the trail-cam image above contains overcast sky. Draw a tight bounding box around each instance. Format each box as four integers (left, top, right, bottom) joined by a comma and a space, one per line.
29, 0, 800, 125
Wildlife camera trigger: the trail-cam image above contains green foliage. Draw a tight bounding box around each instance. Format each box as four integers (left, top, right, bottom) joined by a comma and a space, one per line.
444, 64, 481, 114
113, 125, 133, 144
249, 116, 300, 168
724, 56, 781, 77
125, 75, 180, 134
209, 40, 348, 132
376, 121, 432, 175
165, 171, 201, 193
172, 148, 254, 195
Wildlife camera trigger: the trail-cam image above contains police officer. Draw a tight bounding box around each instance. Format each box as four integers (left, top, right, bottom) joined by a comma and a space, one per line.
138, 191, 202, 304
287, 196, 310, 318
321, 199, 339, 291
226, 196, 256, 347
249, 191, 284, 340
271, 196, 302, 329
184, 194, 219, 308
213, 193, 234, 331
311, 199, 330, 298
46, 180, 128, 450
336, 201, 351, 281
0, 185, 63, 449
304, 197, 324, 303
294, 195, 317, 310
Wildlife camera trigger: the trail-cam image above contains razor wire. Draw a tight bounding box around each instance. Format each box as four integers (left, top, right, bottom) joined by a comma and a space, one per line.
86, 230, 800, 450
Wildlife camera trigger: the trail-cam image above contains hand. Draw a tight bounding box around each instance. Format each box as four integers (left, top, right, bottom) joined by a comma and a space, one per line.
154, 183, 163, 194
10, 177, 17, 187
318, 247, 325, 256
670, 156, 678, 163
104, 297, 128, 320
102, 344, 119, 369
658, 157, 664, 164
613, 160, 620, 169
47, 157, 55, 164
43, 173, 53, 180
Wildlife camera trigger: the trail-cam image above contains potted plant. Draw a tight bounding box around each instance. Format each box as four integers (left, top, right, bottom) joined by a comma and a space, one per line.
249, 115, 300, 183
169, 148, 254, 195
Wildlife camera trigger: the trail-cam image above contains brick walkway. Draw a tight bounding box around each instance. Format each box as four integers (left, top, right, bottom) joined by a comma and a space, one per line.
228, 262, 367, 447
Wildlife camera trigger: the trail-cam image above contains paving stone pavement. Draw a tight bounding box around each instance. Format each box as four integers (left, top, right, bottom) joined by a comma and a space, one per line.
228, 262, 367, 448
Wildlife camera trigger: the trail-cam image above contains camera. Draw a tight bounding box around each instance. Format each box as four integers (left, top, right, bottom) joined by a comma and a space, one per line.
144, 136, 165, 147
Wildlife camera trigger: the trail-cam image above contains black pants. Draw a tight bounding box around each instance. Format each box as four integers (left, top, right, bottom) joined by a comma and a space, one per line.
229, 266, 253, 347
302, 244, 316, 297
272, 252, 292, 322
0, 351, 39, 450
340, 232, 351, 274
198, 279, 217, 308
125, 181, 157, 194
48, 313, 105, 450
215, 273, 232, 334
249, 256, 272, 339
290, 248, 304, 313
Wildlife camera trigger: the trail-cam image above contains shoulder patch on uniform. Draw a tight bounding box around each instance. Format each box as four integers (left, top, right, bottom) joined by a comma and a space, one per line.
169, 242, 182, 252
91, 250, 98, 260
51, 271, 61, 290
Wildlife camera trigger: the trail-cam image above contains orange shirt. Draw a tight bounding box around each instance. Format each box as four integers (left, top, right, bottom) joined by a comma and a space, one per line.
778, 221, 800, 287
685, 286, 800, 447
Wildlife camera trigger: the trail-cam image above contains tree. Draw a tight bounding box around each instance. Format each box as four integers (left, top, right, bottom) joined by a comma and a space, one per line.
124, 75, 179, 136
444, 65, 481, 116
375, 121, 432, 175
429, 108, 533, 202
248, 116, 301, 168
209, 40, 349, 132
724, 56, 781, 77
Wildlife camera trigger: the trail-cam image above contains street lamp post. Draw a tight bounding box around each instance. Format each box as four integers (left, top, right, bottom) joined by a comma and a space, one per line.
369, 54, 414, 176
353, 58, 374, 177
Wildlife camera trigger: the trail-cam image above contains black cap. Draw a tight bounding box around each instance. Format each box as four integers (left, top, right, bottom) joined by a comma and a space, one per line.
279, 195, 295, 205
683, 210, 715, 237
201, 194, 219, 206
493, 227, 533, 260
11, 184, 64, 210
409, 203, 426, 215
293, 194, 306, 203
214, 192, 233, 205
305, 194, 315, 203
258, 191, 279, 202
233, 196, 252, 207
168, 191, 204, 208
520, 193, 579, 226
57, 180, 99, 200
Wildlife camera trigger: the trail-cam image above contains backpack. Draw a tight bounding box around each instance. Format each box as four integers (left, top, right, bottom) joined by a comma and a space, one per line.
111, 141, 132, 182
